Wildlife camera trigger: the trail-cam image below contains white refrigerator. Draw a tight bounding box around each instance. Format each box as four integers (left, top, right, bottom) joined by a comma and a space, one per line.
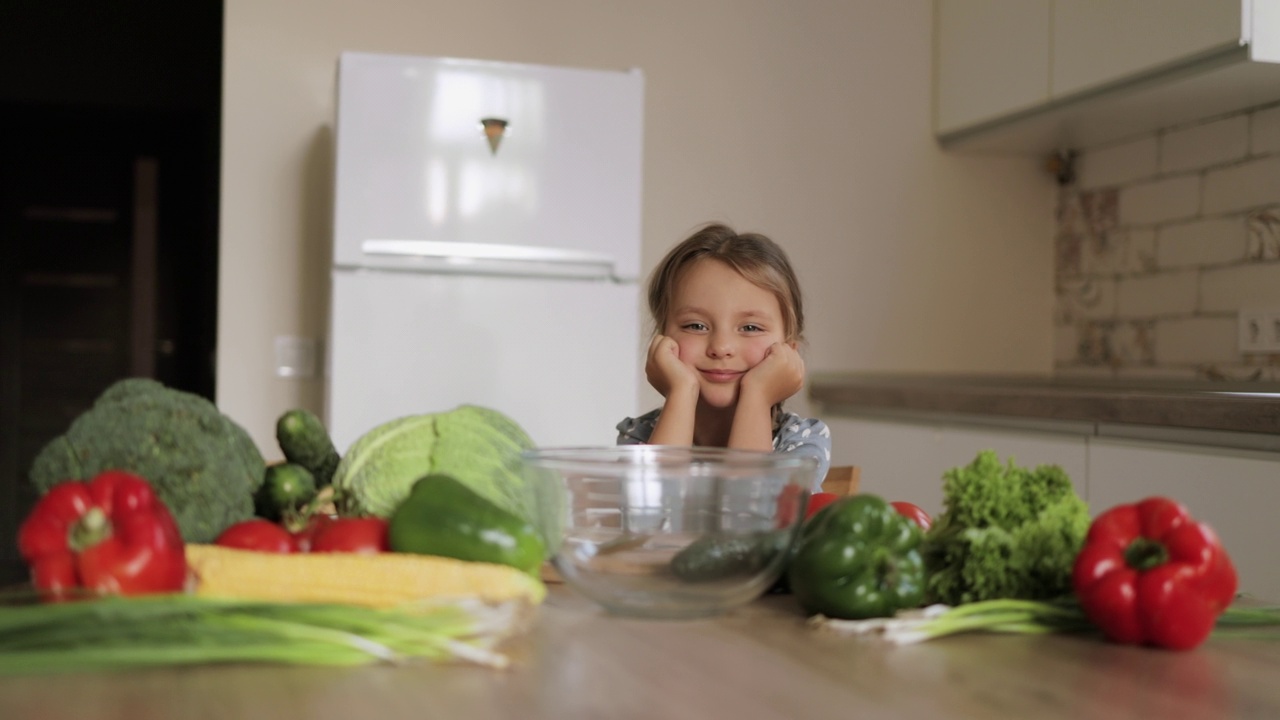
326, 52, 644, 451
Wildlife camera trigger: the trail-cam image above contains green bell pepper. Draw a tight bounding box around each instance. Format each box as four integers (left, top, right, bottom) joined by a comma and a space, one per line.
786, 494, 926, 619
388, 473, 546, 575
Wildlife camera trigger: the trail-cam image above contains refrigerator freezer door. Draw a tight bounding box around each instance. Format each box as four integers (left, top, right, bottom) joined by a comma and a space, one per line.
334, 53, 643, 280
327, 269, 642, 452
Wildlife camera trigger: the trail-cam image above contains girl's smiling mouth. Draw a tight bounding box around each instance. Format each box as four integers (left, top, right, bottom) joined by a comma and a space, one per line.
699, 369, 743, 383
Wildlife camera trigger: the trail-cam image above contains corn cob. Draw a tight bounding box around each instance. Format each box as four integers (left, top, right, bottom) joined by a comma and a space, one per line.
185, 544, 546, 607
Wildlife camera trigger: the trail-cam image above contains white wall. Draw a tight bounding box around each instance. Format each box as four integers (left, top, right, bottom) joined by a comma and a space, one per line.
219, 0, 1056, 455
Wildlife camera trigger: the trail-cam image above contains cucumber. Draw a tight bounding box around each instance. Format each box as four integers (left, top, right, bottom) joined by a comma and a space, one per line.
276, 409, 340, 487
254, 462, 318, 521
670, 530, 789, 582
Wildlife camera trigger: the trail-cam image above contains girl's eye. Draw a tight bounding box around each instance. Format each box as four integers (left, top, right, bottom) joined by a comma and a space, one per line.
681, 322, 707, 332
741, 324, 764, 333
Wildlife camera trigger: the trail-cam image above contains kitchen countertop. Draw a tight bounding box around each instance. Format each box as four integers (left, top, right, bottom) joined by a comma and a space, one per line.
810, 373, 1280, 451
2, 585, 1279, 720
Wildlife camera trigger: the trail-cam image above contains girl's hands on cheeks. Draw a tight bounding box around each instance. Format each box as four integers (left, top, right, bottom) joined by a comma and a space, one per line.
645, 335, 698, 399
741, 343, 805, 405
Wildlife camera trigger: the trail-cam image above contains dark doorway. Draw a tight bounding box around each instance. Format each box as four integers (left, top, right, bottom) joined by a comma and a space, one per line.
0, 2, 222, 584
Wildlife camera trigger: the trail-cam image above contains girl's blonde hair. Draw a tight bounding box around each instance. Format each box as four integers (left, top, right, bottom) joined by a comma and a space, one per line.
647, 223, 805, 342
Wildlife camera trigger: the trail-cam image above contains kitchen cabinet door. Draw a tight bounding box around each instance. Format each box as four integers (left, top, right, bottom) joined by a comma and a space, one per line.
1087, 437, 1280, 603
934, 0, 1052, 134
1051, 0, 1244, 98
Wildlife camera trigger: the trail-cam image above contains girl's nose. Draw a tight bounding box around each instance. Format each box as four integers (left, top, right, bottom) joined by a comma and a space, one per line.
707, 332, 734, 358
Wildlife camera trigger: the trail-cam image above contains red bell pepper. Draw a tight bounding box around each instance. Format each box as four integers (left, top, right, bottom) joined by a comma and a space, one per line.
805, 492, 841, 520
17, 470, 188, 600
1072, 497, 1237, 650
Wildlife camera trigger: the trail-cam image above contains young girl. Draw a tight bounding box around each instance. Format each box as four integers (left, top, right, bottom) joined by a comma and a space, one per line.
616, 223, 832, 488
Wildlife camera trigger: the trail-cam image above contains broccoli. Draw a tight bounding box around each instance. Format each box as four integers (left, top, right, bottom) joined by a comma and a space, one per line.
29, 378, 266, 543
921, 450, 1091, 606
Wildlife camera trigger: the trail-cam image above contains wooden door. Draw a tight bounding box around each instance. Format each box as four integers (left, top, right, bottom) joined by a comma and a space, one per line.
0, 102, 223, 586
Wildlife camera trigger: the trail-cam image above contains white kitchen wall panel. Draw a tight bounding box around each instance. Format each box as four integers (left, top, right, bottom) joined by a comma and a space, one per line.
1088, 437, 1280, 602
825, 415, 1089, 517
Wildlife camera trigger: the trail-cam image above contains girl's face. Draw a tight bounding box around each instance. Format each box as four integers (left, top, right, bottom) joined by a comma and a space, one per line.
663, 258, 790, 408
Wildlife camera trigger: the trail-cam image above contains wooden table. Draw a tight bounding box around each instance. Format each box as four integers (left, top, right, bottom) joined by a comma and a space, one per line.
2, 585, 1279, 720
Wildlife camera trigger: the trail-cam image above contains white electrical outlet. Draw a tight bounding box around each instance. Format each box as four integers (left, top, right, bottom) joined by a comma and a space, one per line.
1266, 310, 1280, 351
1239, 308, 1280, 353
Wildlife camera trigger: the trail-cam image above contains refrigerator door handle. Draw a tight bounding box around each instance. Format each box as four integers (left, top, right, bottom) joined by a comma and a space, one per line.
359, 239, 620, 280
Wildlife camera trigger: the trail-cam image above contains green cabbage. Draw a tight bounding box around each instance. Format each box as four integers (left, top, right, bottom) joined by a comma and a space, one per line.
331, 405, 535, 520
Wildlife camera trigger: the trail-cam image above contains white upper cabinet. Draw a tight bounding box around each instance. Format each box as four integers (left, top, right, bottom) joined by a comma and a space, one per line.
1052, 0, 1243, 98
935, 0, 1280, 153
935, 0, 1051, 134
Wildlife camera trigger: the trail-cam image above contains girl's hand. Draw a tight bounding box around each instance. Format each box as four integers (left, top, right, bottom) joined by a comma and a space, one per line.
645, 335, 698, 399
741, 343, 805, 406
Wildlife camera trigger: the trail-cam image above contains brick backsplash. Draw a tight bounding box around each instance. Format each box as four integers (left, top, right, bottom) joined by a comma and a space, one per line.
1158, 218, 1247, 268
1251, 106, 1280, 155
1204, 156, 1280, 214
1160, 116, 1248, 174
1077, 137, 1158, 188
1119, 176, 1201, 225
1055, 104, 1280, 382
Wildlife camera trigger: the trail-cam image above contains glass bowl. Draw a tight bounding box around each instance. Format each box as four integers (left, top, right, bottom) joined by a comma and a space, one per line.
519, 445, 817, 619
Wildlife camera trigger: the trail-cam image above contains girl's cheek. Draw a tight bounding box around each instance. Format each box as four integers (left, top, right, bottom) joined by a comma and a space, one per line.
746, 341, 775, 366
671, 339, 690, 362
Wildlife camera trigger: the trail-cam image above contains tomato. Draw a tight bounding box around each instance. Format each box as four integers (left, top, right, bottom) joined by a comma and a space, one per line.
289, 513, 335, 553
215, 519, 294, 553
890, 501, 933, 531
774, 485, 803, 528
309, 517, 390, 554
805, 492, 841, 520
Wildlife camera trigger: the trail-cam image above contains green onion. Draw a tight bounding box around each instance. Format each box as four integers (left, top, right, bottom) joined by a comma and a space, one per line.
0, 593, 527, 675
811, 599, 1280, 645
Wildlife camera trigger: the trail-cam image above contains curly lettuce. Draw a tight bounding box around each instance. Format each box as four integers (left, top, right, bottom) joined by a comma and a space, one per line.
922, 450, 1090, 605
